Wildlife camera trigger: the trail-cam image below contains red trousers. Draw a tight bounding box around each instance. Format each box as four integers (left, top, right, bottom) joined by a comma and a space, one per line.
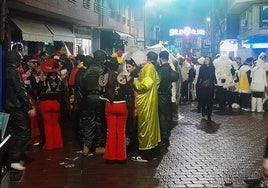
28, 98, 42, 145
39, 100, 63, 150
104, 102, 128, 161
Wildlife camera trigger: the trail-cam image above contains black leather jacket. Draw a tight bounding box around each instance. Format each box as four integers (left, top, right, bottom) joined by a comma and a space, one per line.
4, 65, 32, 111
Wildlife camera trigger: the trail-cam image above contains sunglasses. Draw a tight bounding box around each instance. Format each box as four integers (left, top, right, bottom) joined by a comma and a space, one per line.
29, 60, 38, 64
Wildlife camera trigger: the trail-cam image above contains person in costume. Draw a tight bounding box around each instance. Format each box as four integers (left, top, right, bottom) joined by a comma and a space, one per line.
78, 50, 107, 155
250, 53, 267, 112
23, 55, 43, 146
38, 59, 63, 150
4, 50, 36, 170
73, 55, 91, 145
124, 58, 139, 154
99, 57, 131, 163
131, 51, 161, 162
157, 51, 179, 147
213, 55, 234, 110
237, 57, 253, 111
180, 57, 191, 104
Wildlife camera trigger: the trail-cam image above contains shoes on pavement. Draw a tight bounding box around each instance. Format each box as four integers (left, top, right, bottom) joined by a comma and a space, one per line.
131, 156, 148, 163
11, 163, 26, 171
95, 147, 105, 155
241, 108, 251, 112
83, 145, 90, 155
33, 142, 40, 146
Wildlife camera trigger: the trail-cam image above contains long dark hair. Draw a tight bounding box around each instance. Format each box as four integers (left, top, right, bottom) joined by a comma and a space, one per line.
203, 56, 214, 67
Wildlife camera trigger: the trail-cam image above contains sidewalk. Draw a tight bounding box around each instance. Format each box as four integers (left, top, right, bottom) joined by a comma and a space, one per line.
155, 103, 267, 187
2, 102, 268, 188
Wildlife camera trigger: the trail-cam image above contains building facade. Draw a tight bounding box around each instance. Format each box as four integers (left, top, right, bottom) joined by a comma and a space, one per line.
2, 0, 143, 56
227, 0, 268, 60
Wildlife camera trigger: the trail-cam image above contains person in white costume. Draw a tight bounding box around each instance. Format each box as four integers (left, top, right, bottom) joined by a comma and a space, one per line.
213, 55, 234, 110
250, 53, 267, 112
180, 57, 191, 103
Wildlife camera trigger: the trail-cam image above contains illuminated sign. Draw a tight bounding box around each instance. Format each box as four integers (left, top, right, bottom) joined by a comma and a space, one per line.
169, 27, 205, 36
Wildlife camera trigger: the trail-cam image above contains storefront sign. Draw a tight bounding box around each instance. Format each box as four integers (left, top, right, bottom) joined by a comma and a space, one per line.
169, 27, 205, 36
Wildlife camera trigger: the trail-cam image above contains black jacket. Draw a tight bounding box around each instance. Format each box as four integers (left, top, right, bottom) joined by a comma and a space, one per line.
4, 65, 32, 111
157, 63, 179, 95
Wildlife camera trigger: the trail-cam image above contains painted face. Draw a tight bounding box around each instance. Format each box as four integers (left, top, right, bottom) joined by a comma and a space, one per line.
126, 63, 135, 73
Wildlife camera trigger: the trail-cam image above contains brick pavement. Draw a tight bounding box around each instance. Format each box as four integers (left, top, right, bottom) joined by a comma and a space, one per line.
2, 102, 268, 188
155, 103, 268, 187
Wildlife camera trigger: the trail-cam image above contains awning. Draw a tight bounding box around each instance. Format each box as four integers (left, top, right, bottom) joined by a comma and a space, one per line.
46, 24, 75, 43
11, 18, 53, 43
115, 31, 134, 40
244, 36, 268, 44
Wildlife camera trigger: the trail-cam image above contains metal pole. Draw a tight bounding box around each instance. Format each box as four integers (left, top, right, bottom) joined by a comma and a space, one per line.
0, 0, 6, 43
0, 0, 6, 111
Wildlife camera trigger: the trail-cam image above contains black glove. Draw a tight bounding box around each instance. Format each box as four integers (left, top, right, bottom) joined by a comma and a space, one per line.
130, 69, 139, 78
221, 79, 226, 83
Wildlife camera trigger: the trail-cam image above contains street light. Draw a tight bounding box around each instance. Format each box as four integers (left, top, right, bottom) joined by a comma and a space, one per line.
206, 17, 211, 23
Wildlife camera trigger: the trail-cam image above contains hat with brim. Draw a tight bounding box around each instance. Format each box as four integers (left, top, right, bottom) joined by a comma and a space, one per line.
53, 55, 65, 63
125, 58, 137, 67
40, 59, 61, 73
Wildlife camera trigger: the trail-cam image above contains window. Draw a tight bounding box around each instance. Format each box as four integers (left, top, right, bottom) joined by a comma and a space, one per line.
122, 16, 126, 24
83, 0, 91, 9
68, 0, 76, 4
94, 0, 101, 13
261, 6, 268, 23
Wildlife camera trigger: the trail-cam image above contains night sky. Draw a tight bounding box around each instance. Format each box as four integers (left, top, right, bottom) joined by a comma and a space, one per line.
146, 0, 212, 28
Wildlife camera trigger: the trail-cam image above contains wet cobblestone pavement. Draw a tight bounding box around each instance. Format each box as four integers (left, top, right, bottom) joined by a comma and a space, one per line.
155, 103, 268, 187
2, 102, 268, 188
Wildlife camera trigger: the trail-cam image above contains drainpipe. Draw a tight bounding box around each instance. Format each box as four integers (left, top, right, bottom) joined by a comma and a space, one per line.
0, 0, 6, 111
0, 0, 6, 44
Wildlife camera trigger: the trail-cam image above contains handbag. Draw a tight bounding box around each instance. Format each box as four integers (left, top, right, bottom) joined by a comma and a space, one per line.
200, 79, 212, 88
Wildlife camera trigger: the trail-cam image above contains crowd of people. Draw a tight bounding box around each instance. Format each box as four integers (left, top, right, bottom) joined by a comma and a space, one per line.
179, 52, 268, 116
3, 43, 268, 172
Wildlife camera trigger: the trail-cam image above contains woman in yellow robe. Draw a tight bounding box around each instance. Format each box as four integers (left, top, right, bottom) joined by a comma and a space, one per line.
131, 51, 161, 162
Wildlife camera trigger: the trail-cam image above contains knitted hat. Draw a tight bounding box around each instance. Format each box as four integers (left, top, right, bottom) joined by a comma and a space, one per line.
159, 51, 169, 60
146, 51, 158, 61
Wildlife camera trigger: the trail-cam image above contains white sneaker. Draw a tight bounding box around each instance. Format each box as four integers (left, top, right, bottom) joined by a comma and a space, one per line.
131, 156, 148, 163
11, 163, 26, 171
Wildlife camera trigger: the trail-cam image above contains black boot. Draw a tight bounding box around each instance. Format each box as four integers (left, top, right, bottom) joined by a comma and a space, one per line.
202, 108, 205, 117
